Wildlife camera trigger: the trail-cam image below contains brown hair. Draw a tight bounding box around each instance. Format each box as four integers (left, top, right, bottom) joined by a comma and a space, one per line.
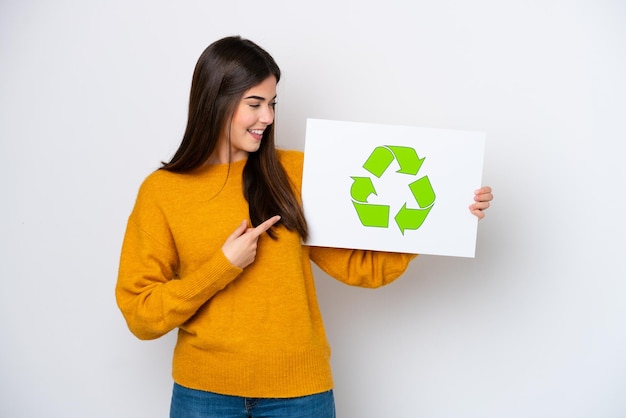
161, 36, 307, 239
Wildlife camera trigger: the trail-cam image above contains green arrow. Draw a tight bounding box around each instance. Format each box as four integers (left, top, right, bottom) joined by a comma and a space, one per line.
394, 204, 432, 235
387, 146, 424, 175
350, 176, 377, 202
352, 145, 436, 233
352, 201, 390, 228
362, 146, 395, 178
409, 176, 436, 208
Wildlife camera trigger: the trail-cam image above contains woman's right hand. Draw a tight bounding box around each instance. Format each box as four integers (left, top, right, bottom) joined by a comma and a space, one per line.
221, 215, 281, 269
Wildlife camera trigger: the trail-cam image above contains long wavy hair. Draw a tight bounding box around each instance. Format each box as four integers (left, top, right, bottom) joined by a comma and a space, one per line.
161, 36, 308, 240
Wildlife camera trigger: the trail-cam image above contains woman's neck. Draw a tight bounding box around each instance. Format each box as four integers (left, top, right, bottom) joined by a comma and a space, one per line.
206, 147, 248, 165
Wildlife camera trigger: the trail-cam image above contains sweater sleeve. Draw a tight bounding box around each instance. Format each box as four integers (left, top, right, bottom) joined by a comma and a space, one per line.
308, 246, 418, 288
115, 179, 243, 340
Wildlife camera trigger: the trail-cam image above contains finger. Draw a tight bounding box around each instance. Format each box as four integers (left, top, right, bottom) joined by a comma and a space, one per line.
470, 206, 486, 219
475, 192, 494, 202
227, 220, 249, 241
475, 186, 492, 195
474, 186, 493, 202
472, 201, 490, 211
250, 215, 281, 237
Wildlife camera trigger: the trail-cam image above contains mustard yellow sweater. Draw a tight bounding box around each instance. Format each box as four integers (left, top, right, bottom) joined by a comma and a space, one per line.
116, 149, 416, 398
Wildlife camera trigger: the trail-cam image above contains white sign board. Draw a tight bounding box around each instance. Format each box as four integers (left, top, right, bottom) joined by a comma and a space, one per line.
301, 119, 486, 258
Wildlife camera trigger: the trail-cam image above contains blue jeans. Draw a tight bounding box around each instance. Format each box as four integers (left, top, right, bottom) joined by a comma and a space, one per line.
170, 383, 336, 418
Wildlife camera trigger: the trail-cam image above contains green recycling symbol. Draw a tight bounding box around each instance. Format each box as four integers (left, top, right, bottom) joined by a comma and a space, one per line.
350, 145, 436, 235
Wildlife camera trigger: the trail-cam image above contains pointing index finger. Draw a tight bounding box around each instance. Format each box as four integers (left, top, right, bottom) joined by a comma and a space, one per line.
251, 215, 281, 237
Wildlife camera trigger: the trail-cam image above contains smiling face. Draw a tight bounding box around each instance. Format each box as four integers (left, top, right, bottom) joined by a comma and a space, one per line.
210, 76, 277, 164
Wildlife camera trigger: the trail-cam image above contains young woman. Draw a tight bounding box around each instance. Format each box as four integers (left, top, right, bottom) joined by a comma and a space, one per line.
116, 36, 493, 418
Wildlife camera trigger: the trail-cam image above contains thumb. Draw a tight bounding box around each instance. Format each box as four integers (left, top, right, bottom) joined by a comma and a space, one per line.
226, 220, 249, 241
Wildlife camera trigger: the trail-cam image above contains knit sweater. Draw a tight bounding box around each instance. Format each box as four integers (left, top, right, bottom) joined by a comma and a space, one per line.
116, 149, 416, 398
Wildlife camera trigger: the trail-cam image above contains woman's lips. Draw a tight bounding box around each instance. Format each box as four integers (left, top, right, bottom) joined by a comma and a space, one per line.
248, 129, 264, 140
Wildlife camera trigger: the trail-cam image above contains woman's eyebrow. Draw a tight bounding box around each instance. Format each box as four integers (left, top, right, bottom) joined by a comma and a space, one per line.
244, 95, 277, 101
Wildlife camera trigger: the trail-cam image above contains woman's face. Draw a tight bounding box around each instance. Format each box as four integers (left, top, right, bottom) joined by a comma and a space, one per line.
217, 76, 277, 163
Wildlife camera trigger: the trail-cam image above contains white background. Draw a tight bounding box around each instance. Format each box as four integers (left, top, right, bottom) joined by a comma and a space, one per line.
1, 1, 625, 417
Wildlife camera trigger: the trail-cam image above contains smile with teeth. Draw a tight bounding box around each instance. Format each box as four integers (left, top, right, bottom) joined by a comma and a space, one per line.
248, 129, 265, 140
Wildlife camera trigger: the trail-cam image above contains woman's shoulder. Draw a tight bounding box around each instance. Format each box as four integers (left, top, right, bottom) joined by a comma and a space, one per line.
133, 168, 199, 206
276, 148, 304, 172
276, 148, 305, 190
139, 167, 182, 191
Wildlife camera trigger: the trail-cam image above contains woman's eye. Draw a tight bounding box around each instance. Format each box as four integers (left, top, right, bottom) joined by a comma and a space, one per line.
248, 102, 276, 109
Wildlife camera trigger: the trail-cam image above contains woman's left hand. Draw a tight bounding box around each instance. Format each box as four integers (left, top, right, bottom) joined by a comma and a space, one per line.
469, 186, 493, 219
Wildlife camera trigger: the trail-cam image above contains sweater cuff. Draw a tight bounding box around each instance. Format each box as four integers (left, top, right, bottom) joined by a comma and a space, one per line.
180, 250, 243, 303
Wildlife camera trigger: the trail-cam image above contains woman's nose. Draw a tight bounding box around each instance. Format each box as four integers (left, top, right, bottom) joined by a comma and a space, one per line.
259, 105, 274, 124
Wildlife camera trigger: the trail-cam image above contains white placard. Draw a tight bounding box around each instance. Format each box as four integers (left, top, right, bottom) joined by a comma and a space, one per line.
301, 118, 486, 257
